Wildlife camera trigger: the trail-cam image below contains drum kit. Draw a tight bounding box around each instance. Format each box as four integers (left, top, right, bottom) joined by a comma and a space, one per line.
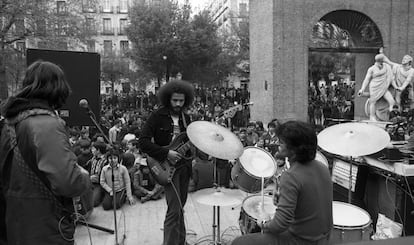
318, 122, 391, 244
187, 121, 277, 244
187, 120, 391, 244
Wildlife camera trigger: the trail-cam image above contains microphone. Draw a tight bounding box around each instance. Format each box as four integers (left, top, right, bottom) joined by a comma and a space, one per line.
79, 98, 94, 118
79, 99, 89, 110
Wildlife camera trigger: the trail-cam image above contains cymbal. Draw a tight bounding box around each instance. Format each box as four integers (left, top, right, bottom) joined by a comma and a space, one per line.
187, 121, 243, 160
239, 146, 276, 178
318, 122, 390, 157
194, 187, 244, 206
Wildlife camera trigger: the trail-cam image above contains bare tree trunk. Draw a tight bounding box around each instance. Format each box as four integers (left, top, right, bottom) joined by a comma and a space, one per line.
0, 44, 9, 100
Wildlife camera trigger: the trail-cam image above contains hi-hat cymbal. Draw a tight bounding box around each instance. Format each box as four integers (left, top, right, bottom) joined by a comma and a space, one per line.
187, 121, 243, 160
318, 122, 390, 157
194, 187, 244, 206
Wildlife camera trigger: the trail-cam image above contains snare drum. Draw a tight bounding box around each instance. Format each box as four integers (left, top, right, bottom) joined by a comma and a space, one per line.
231, 147, 276, 193
315, 151, 329, 168
330, 201, 373, 244
239, 195, 276, 234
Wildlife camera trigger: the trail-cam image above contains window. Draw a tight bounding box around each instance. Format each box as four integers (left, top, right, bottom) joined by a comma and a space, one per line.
103, 0, 111, 12
87, 40, 95, 52
103, 40, 112, 56
57, 1, 67, 15
239, 3, 248, 17
82, 0, 96, 12
85, 17, 96, 33
16, 41, 26, 55
14, 19, 25, 36
119, 18, 127, 35
103, 18, 113, 35
119, 0, 128, 13
36, 19, 46, 36
58, 41, 68, 50
120, 40, 129, 56
57, 22, 68, 36
38, 41, 48, 49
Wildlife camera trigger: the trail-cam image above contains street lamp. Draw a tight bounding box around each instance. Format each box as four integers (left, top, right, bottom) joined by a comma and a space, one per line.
163, 55, 169, 82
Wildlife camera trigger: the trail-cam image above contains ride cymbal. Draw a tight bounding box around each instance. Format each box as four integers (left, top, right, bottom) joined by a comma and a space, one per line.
187, 121, 243, 160
318, 122, 390, 157
194, 187, 244, 206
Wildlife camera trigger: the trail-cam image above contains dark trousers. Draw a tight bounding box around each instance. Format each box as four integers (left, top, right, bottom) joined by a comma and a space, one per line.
163, 165, 191, 245
231, 231, 330, 245
91, 183, 103, 207
102, 189, 126, 210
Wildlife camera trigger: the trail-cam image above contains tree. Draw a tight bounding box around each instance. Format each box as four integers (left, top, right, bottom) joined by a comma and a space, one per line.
0, 0, 96, 99
126, 2, 221, 86
126, 1, 180, 87
211, 12, 250, 86
101, 53, 129, 95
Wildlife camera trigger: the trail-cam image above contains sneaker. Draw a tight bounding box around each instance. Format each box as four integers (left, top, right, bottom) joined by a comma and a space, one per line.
141, 196, 150, 203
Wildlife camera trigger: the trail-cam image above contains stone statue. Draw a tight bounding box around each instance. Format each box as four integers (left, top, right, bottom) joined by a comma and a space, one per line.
383, 54, 414, 110
358, 54, 395, 121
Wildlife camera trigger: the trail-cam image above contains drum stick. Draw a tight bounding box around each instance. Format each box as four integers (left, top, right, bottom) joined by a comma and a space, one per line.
285, 157, 290, 169
261, 176, 265, 212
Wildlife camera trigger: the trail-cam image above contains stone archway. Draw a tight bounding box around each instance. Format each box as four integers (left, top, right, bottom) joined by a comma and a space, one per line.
308, 10, 384, 125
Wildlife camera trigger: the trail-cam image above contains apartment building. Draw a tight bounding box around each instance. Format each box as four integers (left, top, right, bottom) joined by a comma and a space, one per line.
207, 0, 248, 34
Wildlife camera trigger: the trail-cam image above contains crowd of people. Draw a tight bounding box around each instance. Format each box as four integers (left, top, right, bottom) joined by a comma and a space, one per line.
308, 81, 355, 126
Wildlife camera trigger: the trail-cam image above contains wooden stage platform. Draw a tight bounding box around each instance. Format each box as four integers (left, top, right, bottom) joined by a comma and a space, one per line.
75, 189, 247, 245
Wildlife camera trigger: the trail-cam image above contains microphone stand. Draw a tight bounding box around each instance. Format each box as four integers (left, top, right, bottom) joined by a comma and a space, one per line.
82, 107, 124, 245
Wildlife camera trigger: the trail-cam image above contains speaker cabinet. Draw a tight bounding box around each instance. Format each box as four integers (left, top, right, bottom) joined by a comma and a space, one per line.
26, 49, 100, 126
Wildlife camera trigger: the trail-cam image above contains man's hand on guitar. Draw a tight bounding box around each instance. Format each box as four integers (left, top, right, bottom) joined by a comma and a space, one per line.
168, 150, 182, 165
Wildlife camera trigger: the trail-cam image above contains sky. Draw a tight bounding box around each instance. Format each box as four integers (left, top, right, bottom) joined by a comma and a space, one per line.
179, 0, 210, 13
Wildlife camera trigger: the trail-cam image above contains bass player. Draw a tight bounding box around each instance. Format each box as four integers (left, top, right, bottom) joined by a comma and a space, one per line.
138, 79, 195, 245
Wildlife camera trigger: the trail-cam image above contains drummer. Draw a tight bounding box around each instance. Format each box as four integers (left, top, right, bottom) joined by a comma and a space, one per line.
232, 121, 333, 245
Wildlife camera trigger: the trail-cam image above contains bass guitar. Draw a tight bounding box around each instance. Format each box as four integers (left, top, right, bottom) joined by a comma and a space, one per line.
146, 132, 193, 186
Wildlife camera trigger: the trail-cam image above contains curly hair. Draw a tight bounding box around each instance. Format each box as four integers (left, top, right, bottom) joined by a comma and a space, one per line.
276, 121, 317, 164
157, 79, 195, 108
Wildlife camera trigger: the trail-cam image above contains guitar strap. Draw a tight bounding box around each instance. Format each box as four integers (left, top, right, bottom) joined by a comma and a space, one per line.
181, 112, 188, 129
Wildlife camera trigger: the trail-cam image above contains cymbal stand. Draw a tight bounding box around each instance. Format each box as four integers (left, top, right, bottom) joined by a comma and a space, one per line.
210, 157, 223, 245
348, 157, 353, 204
347, 156, 358, 204
261, 176, 265, 234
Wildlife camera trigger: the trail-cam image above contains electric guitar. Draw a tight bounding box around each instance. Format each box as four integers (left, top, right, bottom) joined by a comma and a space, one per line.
146, 132, 194, 186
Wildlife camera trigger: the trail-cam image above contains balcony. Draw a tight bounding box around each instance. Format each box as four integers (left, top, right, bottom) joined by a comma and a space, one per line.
116, 6, 129, 14
99, 5, 115, 14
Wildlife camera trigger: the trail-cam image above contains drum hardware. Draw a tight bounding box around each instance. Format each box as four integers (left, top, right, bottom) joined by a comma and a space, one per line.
187, 121, 244, 245
231, 147, 276, 193
186, 121, 244, 160
239, 195, 276, 234
318, 122, 390, 203
330, 201, 373, 244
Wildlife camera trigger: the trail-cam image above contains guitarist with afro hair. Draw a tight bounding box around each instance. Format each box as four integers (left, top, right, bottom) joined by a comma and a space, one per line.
138, 79, 194, 245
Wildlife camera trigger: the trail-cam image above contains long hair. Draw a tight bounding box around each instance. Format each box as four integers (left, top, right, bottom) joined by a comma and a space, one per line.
157, 79, 194, 108
276, 121, 317, 164
16, 60, 71, 109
